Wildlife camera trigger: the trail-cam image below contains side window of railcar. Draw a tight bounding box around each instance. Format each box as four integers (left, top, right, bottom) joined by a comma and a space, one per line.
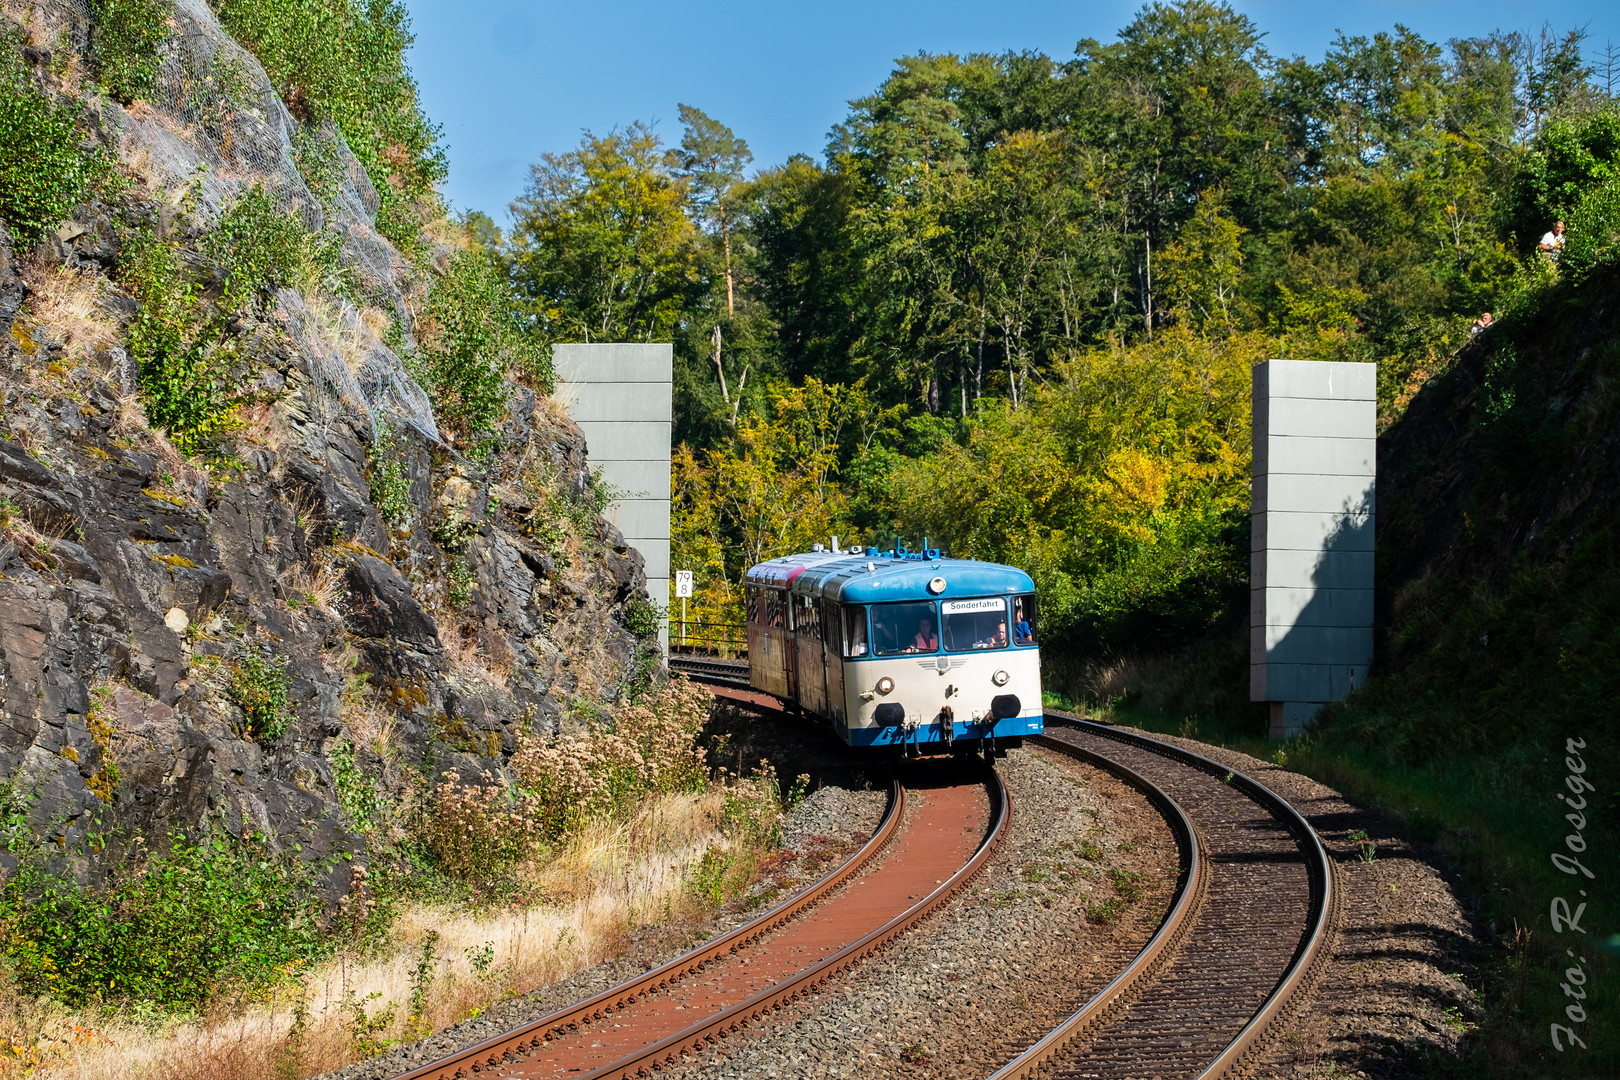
1012, 594, 1038, 645
941, 597, 1009, 651
796, 595, 819, 640
872, 601, 939, 656
842, 605, 869, 657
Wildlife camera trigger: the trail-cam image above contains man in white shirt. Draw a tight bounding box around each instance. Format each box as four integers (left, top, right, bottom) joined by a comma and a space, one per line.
1539, 220, 1566, 260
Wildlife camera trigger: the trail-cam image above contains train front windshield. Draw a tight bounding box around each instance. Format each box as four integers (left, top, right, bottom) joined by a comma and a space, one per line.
941, 597, 1009, 650
871, 601, 939, 655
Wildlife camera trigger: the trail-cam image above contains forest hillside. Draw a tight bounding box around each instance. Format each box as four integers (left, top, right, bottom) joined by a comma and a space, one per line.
473, 3, 1620, 1076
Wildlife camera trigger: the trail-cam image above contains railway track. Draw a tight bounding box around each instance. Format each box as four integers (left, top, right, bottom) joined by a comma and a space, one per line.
989, 713, 1339, 1080
390, 684, 1009, 1080
387, 682, 1334, 1080
668, 654, 750, 682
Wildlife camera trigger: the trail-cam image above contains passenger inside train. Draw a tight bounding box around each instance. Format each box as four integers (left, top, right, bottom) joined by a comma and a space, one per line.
940, 598, 1010, 651
1014, 598, 1037, 644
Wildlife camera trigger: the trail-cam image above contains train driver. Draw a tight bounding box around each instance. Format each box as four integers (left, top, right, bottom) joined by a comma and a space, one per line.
910, 617, 937, 652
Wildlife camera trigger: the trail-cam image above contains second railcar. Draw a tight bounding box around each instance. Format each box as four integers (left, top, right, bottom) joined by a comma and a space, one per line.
744, 547, 1043, 749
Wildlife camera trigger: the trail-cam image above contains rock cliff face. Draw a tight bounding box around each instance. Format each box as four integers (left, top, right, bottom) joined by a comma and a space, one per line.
0, 1, 653, 888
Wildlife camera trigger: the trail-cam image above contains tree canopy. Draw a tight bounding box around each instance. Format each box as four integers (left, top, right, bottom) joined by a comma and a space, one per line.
495, 1, 1620, 649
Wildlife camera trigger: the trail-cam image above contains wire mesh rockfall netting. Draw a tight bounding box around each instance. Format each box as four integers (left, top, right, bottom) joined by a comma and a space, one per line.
9, 0, 441, 444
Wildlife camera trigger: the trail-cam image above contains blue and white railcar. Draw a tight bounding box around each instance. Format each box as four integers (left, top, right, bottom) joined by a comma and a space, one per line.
744, 547, 1043, 749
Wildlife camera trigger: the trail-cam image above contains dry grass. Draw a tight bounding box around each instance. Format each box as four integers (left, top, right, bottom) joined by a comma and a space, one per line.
337, 655, 399, 763
20, 256, 122, 364
441, 619, 514, 693
11, 790, 735, 1080
1081, 655, 1149, 708
229, 400, 294, 456
298, 293, 398, 385
106, 387, 152, 441
274, 550, 344, 620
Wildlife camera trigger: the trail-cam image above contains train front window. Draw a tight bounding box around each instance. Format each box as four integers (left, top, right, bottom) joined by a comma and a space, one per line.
871, 601, 939, 656
842, 605, 869, 657
1013, 594, 1038, 645
941, 597, 1009, 651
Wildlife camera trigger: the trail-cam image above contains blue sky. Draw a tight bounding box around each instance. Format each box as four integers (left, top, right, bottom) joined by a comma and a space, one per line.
404, 1, 1620, 222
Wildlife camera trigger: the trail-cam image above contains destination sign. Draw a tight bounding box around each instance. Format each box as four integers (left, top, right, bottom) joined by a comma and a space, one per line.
942, 597, 1007, 615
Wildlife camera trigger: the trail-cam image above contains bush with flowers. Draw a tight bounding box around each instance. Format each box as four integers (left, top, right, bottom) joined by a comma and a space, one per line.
416, 677, 796, 890
507, 677, 713, 843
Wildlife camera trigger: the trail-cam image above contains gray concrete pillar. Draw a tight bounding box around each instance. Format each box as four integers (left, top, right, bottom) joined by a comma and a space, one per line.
552, 344, 672, 650
1250, 360, 1376, 739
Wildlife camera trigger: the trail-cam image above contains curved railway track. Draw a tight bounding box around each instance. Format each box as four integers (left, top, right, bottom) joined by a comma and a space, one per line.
990, 713, 1339, 1080
388, 677, 1335, 1080
668, 655, 750, 682
390, 685, 1009, 1080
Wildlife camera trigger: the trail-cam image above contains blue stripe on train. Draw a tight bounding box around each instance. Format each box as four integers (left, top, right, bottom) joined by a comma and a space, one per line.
843, 714, 1043, 747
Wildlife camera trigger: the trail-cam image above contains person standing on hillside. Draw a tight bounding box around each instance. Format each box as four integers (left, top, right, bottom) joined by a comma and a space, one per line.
1539, 220, 1566, 261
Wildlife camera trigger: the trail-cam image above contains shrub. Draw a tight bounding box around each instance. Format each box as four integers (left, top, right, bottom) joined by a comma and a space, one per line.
430, 502, 478, 552
417, 680, 723, 883
228, 651, 292, 745
447, 558, 474, 607
0, 33, 107, 241
1507, 106, 1620, 245
204, 185, 346, 306
719, 760, 786, 848
507, 678, 712, 843
0, 830, 326, 1008
328, 737, 385, 830
1561, 174, 1620, 279
88, 0, 172, 104
210, 0, 447, 250
367, 423, 412, 523
120, 229, 245, 453
415, 769, 542, 886
413, 248, 549, 435
624, 592, 664, 640
122, 187, 336, 453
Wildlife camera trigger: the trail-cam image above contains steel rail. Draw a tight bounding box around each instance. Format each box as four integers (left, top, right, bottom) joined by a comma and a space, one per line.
668, 655, 751, 682
390, 688, 1012, 1080
390, 777, 904, 1080
985, 731, 1207, 1080
570, 763, 1010, 1080
989, 712, 1338, 1080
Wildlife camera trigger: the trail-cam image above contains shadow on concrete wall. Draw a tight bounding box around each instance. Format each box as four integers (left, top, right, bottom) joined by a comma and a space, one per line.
1256, 485, 1375, 737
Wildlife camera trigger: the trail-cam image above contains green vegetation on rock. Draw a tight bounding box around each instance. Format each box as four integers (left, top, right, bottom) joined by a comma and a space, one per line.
88, 0, 172, 104
0, 811, 328, 1008
413, 246, 548, 435
210, 0, 447, 251
122, 185, 336, 453
0, 31, 107, 241
228, 651, 292, 746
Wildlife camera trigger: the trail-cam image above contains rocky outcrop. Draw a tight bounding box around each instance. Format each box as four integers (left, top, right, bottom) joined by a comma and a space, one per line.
0, 337, 648, 884
0, 1, 656, 891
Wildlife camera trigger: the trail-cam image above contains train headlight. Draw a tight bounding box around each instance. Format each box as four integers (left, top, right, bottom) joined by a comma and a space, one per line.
992, 669, 1010, 686
876, 677, 895, 696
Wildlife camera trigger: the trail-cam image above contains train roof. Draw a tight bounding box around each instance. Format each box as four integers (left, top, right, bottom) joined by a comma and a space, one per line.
744, 550, 1034, 604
